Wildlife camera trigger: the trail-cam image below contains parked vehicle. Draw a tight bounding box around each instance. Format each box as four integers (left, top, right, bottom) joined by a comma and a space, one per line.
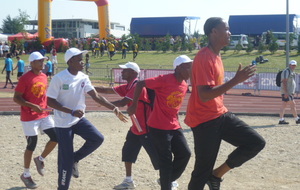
262, 32, 298, 48
229, 34, 249, 49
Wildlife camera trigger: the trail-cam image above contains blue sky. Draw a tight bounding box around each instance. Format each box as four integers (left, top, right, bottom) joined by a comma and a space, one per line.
1, 0, 299, 34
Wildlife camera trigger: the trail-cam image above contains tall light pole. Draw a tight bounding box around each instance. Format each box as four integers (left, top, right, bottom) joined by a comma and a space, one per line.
286, 0, 290, 67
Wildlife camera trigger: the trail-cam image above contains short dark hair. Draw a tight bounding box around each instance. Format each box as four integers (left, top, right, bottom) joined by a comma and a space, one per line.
204, 17, 224, 36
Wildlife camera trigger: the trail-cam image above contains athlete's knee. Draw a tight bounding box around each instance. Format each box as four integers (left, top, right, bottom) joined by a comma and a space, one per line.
253, 137, 266, 153
44, 128, 58, 142
26, 136, 37, 151
94, 133, 104, 148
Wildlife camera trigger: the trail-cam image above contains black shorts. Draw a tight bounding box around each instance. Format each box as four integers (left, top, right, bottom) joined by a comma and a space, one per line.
46, 72, 52, 76
122, 130, 159, 170
6, 71, 11, 79
17, 72, 23, 77
281, 94, 294, 102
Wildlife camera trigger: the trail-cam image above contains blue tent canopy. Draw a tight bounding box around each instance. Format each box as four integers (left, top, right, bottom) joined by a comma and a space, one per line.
229, 14, 299, 36
130, 16, 200, 37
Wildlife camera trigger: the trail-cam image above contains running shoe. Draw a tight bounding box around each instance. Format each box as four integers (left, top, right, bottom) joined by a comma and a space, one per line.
113, 180, 135, 189
206, 175, 222, 190
20, 174, 38, 189
279, 120, 289, 124
34, 157, 45, 176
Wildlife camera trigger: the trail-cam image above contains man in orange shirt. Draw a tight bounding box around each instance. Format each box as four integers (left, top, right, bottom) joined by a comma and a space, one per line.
185, 17, 266, 190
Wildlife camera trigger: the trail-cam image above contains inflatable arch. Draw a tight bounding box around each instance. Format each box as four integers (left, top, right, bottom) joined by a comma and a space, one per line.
38, 0, 110, 43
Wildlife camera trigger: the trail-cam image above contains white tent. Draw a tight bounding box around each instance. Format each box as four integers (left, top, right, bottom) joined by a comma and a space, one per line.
0, 34, 8, 43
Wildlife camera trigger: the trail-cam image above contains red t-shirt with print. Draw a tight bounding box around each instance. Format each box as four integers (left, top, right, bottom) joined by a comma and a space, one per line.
185, 47, 228, 127
113, 79, 151, 135
145, 74, 188, 130
15, 71, 49, 121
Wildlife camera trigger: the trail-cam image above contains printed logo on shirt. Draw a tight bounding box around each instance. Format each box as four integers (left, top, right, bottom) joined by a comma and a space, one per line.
31, 81, 46, 98
62, 84, 69, 90
166, 91, 184, 109
81, 82, 85, 88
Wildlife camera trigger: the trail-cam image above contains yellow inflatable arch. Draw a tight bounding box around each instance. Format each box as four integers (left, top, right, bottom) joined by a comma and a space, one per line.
38, 0, 110, 42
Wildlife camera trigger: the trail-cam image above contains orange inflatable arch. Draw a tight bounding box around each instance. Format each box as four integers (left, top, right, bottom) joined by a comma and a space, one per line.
38, 0, 110, 43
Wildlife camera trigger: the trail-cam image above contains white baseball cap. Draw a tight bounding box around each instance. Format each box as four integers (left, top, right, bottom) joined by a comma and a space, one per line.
119, 62, 140, 73
29, 51, 46, 62
173, 55, 193, 69
289, 60, 297, 65
65, 48, 88, 63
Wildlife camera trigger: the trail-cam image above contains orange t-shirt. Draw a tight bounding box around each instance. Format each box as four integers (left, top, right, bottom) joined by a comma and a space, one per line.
184, 47, 228, 127
15, 71, 49, 121
146, 74, 188, 130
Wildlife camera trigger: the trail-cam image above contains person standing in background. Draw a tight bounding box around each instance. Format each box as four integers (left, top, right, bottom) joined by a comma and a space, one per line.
132, 42, 139, 61
278, 60, 300, 124
2, 53, 15, 89
121, 40, 129, 59
13, 56, 25, 80
50, 46, 58, 75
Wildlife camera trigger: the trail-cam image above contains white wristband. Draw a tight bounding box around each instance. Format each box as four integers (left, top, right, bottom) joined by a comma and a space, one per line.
112, 107, 118, 113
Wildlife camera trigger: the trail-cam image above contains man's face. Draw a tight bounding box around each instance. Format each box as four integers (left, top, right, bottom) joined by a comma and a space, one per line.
214, 21, 231, 47
68, 54, 84, 71
290, 64, 296, 71
30, 59, 44, 71
121, 68, 136, 80
177, 62, 192, 80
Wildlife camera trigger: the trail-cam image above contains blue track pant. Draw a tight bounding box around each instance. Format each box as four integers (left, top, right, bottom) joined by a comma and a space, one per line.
56, 117, 104, 190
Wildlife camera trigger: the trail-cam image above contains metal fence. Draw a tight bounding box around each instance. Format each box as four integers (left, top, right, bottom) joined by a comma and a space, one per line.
55, 65, 300, 93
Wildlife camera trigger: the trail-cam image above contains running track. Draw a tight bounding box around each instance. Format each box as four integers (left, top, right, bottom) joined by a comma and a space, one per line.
2, 84, 300, 116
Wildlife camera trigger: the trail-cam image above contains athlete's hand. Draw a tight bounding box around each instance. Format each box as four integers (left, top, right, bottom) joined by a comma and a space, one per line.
72, 109, 84, 118
113, 107, 128, 122
127, 104, 137, 116
32, 105, 43, 113
233, 64, 256, 84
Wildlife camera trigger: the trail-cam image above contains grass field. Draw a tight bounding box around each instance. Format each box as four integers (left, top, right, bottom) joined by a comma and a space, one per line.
1, 48, 299, 85
0, 49, 299, 98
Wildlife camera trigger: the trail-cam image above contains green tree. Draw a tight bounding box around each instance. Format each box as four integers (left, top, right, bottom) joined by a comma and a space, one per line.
258, 42, 267, 54
1, 9, 30, 34
268, 41, 279, 54
246, 42, 254, 54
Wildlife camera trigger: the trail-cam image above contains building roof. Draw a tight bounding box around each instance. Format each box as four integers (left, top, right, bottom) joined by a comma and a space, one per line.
130, 16, 200, 37
229, 14, 299, 36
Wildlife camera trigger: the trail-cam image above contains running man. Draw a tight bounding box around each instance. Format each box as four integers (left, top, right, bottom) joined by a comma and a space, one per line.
185, 17, 266, 190
128, 55, 193, 190
47, 47, 128, 190
95, 62, 159, 189
14, 51, 58, 189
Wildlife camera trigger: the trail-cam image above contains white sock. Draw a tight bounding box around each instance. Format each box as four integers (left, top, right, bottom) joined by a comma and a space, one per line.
125, 176, 133, 182
23, 168, 31, 178
280, 118, 284, 121
295, 117, 299, 121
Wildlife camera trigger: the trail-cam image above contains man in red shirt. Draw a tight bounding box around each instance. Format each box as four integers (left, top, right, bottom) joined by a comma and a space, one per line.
14, 51, 58, 189
185, 17, 266, 190
96, 62, 159, 189
128, 55, 192, 190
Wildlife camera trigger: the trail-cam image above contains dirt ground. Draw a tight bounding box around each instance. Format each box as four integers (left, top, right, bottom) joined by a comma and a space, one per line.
0, 112, 299, 190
